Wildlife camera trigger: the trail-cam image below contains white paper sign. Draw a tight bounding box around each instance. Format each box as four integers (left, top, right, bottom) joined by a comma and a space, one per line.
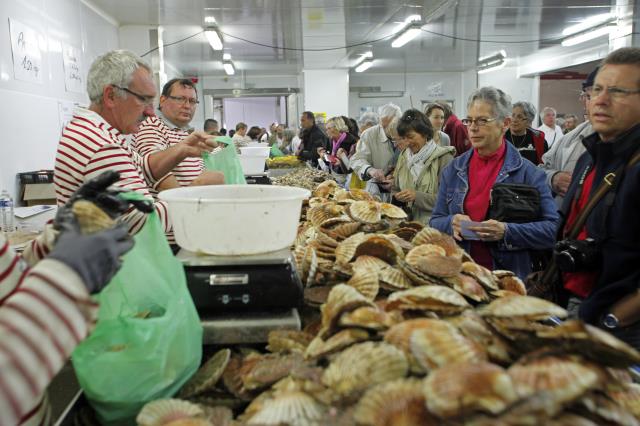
63, 44, 83, 93
58, 100, 77, 133
9, 18, 43, 84
426, 82, 444, 98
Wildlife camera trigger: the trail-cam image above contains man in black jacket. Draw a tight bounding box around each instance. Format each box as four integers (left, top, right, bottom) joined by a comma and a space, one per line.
296, 111, 329, 166
557, 47, 640, 349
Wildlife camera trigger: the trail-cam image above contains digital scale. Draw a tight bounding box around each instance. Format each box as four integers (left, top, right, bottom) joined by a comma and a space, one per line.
244, 172, 271, 185
176, 248, 303, 345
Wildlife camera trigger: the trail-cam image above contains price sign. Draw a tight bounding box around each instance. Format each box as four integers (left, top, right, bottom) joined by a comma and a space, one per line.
63, 44, 83, 93
9, 18, 43, 84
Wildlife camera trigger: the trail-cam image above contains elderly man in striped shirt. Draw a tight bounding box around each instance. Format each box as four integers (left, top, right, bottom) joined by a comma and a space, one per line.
133, 78, 224, 192
54, 50, 217, 239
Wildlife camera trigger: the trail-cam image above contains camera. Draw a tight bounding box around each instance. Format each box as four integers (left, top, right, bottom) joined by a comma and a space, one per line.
554, 238, 601, 273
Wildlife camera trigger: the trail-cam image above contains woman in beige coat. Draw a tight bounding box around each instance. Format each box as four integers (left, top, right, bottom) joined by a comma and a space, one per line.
393, 109, 455, 224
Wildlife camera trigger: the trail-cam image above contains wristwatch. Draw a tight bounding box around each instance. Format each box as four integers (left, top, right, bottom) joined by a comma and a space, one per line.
602, 313, 620, 329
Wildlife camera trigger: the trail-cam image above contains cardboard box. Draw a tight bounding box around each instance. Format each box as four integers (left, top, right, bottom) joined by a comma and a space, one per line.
18, 170, 56, 206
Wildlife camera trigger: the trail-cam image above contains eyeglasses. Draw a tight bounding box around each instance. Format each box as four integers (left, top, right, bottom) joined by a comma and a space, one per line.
167, 95, 200, 106
511, 114, 529, 122
591, 85, 640, 100
461, 117, 498, 127
112, 85, 155, 106
579, 90, 591, 101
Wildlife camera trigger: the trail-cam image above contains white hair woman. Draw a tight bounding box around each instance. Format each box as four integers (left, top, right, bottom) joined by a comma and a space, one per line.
317, 116, 358, 185
505, 101, 548, 164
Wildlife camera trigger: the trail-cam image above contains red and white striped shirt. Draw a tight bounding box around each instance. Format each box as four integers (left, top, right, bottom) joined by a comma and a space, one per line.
54, 108, 172, 236
132, 114, 204, 189
0, 235, 98, 426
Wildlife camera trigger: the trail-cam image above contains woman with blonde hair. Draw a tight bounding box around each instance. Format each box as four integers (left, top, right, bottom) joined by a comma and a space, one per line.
317, 116, 358, 185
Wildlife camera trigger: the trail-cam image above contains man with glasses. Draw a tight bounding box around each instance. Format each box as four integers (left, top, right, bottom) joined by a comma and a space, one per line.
55, 50, 193, 238
540, 67, 596, 207
133, 78, 224, 194
556, 48, 640, 349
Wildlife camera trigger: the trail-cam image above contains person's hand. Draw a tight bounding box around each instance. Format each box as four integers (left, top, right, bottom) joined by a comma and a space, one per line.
336, 148, 347, 157
394, 189, 416, 203
317, 147, 327, 156
551, 171, 572, 196
368, 168, 386, 181
452, 214, 472, 241
48, 223, 134, 294
191, 171, 225, 186
180, 131, 217, 158
468, 219, 506, 242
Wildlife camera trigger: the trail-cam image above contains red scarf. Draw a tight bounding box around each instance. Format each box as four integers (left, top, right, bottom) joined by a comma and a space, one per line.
464, 141, 507, 269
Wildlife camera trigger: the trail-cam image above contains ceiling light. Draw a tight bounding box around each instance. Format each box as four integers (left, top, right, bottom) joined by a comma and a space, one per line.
223, 61, 235, 75
392, 14, 421, 33
561, 25, 613, 47
204, 27, 223, 51
477, 50, 507, 74
223, 53, 231, 61
391, 23, 422, 48
355, 59, 373, 73
562, 13, 615, 36
204, 16, 216, 24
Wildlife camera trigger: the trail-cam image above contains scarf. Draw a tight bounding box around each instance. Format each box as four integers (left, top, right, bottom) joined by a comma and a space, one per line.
406, 140, 437, 184
331, 132, 347, 156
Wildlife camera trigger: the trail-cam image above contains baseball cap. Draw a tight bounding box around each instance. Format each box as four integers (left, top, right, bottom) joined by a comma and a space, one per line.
582, 67, 599, 90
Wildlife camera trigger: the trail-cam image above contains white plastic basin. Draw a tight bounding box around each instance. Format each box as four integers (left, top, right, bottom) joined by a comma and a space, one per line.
239, 155, 267, 175
240, 146, 271, 156
159, 185, 310, 255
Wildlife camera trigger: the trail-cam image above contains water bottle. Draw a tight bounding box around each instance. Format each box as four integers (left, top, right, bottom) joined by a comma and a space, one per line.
0, 190, 15, 233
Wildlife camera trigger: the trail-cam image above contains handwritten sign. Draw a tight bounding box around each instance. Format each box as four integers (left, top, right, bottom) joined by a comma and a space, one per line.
63, 44, 83, 93
426, 82, 444, 98
9, 18, 43, 84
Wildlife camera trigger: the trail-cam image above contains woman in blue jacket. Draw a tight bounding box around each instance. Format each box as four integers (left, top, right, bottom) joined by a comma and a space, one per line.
429, 87, 559, 279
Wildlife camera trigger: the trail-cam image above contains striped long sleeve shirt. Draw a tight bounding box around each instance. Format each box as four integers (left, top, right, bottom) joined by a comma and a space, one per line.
132, 115, 204, 190
0, 235, 98, 426
54, 108, 172, 236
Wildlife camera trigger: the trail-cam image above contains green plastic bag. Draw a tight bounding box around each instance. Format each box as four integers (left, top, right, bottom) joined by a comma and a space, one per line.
202, 136, 247, 184
270, 144, 285, 157
72, 203, 202, 425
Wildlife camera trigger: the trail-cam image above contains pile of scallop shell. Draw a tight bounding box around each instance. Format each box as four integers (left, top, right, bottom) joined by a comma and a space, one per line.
133, 181, 640, 426
270, 167, 335, 191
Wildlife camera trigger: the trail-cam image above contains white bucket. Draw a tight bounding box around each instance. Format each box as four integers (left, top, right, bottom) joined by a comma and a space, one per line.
159, 185, 310, 255
239, 155, 267, 175
240, 146, 270, 156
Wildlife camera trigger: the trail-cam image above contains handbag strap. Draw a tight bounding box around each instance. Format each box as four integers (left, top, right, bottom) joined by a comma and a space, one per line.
566, 149, 640, 239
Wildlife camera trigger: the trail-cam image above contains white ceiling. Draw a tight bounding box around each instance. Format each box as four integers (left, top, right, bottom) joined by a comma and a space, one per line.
89, 0, 626, 77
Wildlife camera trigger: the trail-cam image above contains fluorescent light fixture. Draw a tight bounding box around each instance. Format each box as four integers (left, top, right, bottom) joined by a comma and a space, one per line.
391, 23, 422, 48
561, 25, 613, 47
562, 13, 615, 36
204, 16, 216, 24
355, 59, 373, 73
392, 14, 421, 33
477, 50, 507, 73
204, 27, 223, 50
362, 51, 373, 59
223, 53, 231, 60
223, 61, 235, 75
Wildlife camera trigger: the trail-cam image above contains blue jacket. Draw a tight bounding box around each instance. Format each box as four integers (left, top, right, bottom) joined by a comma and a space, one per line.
429, 141, 560, 279
566, 124, 640, 324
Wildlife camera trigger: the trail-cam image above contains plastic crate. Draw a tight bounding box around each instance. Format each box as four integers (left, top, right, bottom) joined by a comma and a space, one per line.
18, 170, 54, 185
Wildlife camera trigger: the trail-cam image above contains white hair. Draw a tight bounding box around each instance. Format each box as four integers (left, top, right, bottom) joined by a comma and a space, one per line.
540, 106, 557, 118
467, 86, 512, 121
86, 50, 152, 105
358, 111, 379, 127
378, 103, 402, 120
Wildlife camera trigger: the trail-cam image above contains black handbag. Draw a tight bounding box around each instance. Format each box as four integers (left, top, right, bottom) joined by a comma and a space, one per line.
487, 183, 541, 223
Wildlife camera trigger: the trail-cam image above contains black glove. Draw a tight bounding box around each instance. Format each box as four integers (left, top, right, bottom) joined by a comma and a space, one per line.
54, 171, 153, 230
48, 222, 134, 294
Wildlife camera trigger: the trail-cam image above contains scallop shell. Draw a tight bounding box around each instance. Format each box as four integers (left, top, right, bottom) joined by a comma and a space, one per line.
423, 362, 518, 418
335, 188, 354, 202
535, 319, 640, 367
398, 260, 447, 287
335, 232, 368, 264
199, 406, 233, 426
347, 200, 382, 224
608, 383, 640, 418
411, 226, 444, 246
384, 319, 440, 374
386, 285, 470, 315
246, 390, 325, 426
353, 235, 403, 265
496, 275, 527, 295
444, 274, 490, 303
304, 328, 370, 360
312, 179, 339, 198
353, 378, 437, 426
178, 349, 232, 398
508, 355, 601, 405
322, 341, 408, 400
352, 255, 390, 272
385, 234, 414, 254
72, 200, 115, 235
329, 222, 361, 240
349, 188, 376, 201
137, 399, 204, 426
241, 353, 305, 391
266, 330, 314, 354
479, 295, 568, 321
392, 227, 419, 242
410, 321, 487, 371
492, 269, 516, 279
413, 254, 462, 278
405, 244, 447, 267
320, 284, 374, 338
380, 203, 408, 219
576, 392, 639, 426
338, 306, 392, 331
314, 230, 339, 248
447, 310, 513, 365
547, 414, 599, 426
303, 285, 333, 307
378, 265, 413, 291
461, 262, 500, 291
346, 268, 379, 300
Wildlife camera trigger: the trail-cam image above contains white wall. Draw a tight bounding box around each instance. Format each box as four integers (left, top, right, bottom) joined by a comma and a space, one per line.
223, 97, 280, 132
0, 0, 118, 200
478, 64, 539, 118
